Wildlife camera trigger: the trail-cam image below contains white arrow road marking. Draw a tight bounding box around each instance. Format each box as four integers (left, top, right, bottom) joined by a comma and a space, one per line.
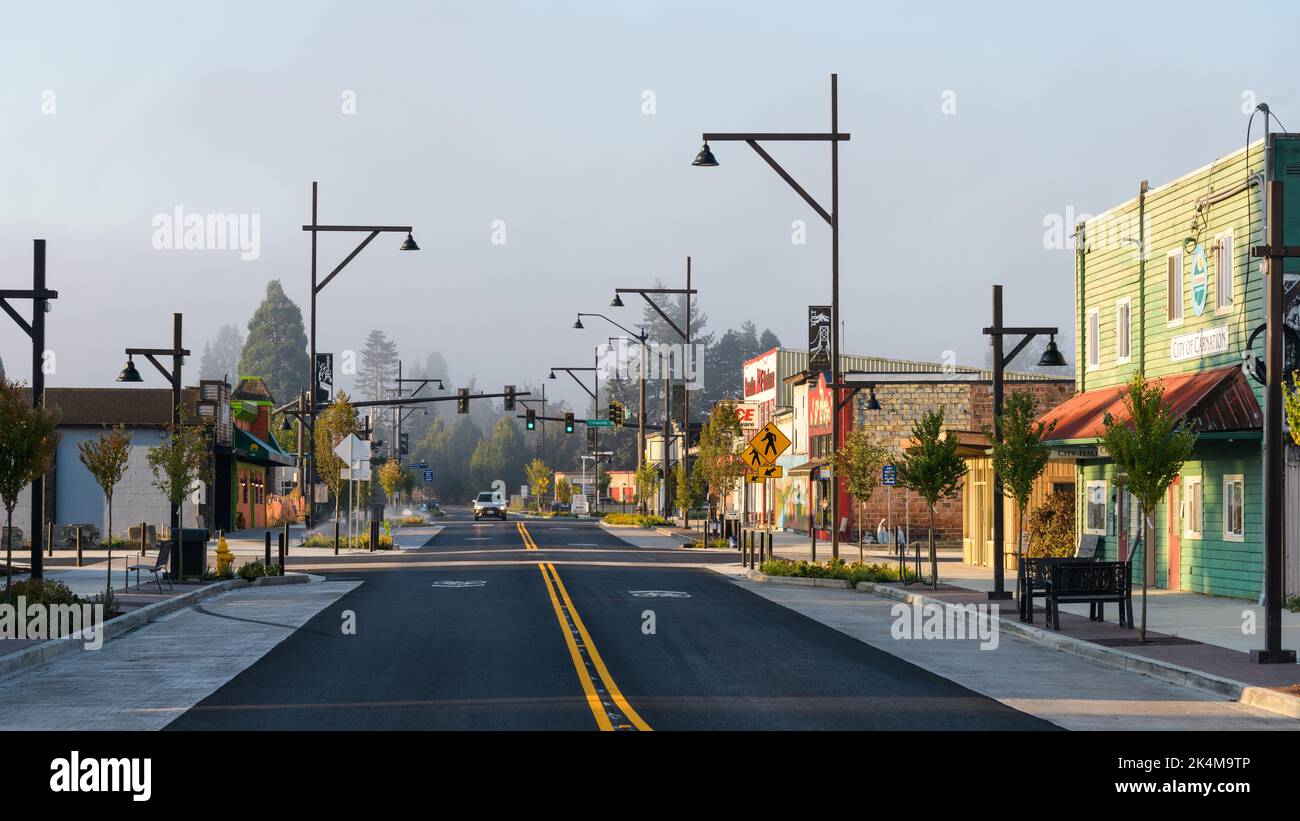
568, 543, 599, 547
432, 580, 487, 588
629, 591, 691, 598
466, 537, 492, 541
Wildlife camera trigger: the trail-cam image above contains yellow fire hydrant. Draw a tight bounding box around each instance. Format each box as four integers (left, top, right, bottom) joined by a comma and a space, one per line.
215, 533, 235, 576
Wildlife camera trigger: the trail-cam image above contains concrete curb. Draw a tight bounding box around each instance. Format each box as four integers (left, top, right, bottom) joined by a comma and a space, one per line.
251, 573, 310, 587
851, 580, 1300, 720
0, 577, 256, 680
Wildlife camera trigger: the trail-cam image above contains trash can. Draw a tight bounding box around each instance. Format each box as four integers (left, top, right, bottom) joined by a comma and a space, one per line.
170, 528, 210, 581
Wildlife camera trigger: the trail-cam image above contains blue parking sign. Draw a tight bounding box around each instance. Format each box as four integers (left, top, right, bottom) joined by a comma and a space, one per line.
882, 464, 896, 486
423, 470, 434, 483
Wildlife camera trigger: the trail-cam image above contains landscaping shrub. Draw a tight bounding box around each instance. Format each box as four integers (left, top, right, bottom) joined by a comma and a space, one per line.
759, 557, 915, 585
1025, 489, 1076, 558
236, 560, 267, 581
2, 578, 83, 606
398, 516, 425, 526
602, 513, 670, 527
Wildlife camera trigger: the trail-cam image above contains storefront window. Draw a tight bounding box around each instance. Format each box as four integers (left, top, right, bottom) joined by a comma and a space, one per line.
1183, 475, 1203, 539
1223, 475, 1244, 542
1085, 480, 1106, 535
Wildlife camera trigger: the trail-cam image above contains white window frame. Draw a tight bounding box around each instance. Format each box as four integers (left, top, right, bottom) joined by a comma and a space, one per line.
1215, 230, 1235, 315
1086, 309, 1100, 370
1166, 250, 1184, 326
1084, 479, 1107, 535
1223, 473, 1245, 542
1182, 475, 1203, 539
1115, 297, 1132, 364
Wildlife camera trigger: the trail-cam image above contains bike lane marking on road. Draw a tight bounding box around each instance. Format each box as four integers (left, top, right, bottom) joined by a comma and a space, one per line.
540, 561, 652, 732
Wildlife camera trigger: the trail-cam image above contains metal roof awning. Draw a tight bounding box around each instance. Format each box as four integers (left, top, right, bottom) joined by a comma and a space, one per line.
233, 428, 295, 466
1040, 365, 1262, 445
789, 459, 827, 477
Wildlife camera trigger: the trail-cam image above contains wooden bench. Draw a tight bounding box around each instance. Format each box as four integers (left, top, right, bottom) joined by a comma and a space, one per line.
1047, 560, 1133, 630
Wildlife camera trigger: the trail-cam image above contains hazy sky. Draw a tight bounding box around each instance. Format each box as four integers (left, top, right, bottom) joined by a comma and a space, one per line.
3, 0, 1298, 411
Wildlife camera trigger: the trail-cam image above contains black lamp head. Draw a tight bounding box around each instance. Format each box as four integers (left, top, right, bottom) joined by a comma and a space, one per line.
573, 316, 585, 330
399, 232, 419, 251
610, 293, 625, 308
692, 142, 719, 167
1038, 335, 1068, 367
866, 387, 881, 411
548, 370, 557, 380
280, 415, 292, 431
117, 356, 143, 383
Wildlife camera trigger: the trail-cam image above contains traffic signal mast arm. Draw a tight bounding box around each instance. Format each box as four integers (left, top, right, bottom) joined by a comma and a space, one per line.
308, 390, 529, 412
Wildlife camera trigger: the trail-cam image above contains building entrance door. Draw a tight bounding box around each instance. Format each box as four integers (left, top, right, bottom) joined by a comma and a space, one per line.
1167, 477, 1181, 592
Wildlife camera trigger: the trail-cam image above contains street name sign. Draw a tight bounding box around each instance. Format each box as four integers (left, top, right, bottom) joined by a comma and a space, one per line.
586, 418, 614, 427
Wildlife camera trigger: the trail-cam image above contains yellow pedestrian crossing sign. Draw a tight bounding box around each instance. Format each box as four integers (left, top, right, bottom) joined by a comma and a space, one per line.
740, 444, 768, 468
746, 464, 783, 480
746, 421, 790, 463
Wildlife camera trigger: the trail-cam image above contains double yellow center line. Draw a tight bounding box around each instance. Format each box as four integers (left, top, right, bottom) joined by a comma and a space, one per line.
519, 521, 650, 731
516, 521, 538, 550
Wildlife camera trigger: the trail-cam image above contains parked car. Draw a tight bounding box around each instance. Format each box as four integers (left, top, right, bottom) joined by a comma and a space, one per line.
472, 491, 507, 521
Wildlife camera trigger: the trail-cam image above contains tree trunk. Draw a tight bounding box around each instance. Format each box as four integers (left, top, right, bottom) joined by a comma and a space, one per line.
4, 504, 11, 600
1141, 509, 1152, 643
929, 507, 938, 589
857, 500, 864, 563
106, 500, 113, 599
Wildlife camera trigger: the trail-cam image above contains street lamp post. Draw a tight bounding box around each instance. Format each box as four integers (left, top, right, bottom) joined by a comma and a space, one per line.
1, 239, 58, 578
696, 75, 849, 558
302, 181, 418, 532
575, 312, 648, 503
982, 284, 1068, 600
613, 258, 697, 523
118, 312, 191, 540
549, 363, 599, 512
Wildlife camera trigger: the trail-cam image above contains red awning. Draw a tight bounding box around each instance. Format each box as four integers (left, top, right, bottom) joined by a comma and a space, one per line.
1040, 365, 1261, 442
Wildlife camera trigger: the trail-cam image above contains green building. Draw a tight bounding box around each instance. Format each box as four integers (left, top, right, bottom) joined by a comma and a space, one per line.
1042, 133, 1300, 600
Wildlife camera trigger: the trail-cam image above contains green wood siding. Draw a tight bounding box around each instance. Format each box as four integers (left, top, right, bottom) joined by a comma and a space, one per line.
1078, 440, 1262, 599
1077, 140, 1273, 400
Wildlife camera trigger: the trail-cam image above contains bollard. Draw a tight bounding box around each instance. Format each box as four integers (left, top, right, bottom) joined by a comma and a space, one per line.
140, 521, 147, 556
764, 531, 772, 565
742, 530, 749, 568
278, 532, 285, 571
75, 526, 82, 567
334, 520, 340, 556
46, 521, 53, 559
264, 531, 271, 567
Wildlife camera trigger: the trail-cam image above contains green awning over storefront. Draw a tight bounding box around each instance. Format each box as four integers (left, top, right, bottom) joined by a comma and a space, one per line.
233, 428, 295, 466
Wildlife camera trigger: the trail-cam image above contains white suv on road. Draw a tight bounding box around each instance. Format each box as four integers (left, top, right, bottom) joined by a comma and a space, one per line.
472, 491, 507, 521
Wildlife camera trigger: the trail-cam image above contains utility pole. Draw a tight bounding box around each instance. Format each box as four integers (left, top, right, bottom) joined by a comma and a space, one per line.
1249, 178, 1297, 664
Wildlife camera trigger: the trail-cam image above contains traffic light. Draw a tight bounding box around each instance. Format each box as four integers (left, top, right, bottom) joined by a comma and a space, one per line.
608, 400, 624, 426
525, 408, 536, 430
503, 385, 515, 412
563, 412, 575, 433
399, 432, 409, 456
457, 387, 469, 414
586, 426, 597, 451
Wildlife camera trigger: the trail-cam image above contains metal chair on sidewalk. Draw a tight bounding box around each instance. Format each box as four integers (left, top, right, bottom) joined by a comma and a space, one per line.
127, 540, 173, 593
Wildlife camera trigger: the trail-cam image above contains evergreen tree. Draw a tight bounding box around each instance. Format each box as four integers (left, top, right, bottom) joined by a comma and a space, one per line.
199, 323, 244, 382
238, 280, 309, 404
357, 330, 400, 403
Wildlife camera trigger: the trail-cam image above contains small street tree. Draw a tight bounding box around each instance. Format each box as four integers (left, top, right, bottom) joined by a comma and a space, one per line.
695, 401, 746, 524
988, 390, 1056, 563
146, 423, 208, 581
314, 392, 359, 530
378, 458, 403, 518
555, 476, 573, 505
675, 461, 704, 537
0, 380, 60, 595
1284, 372, 1300, 445
525, 458, 551, 507
634, 461, 660, 515
896, 409, 967, 589
78, 426, 133, 598
1100, 372, 1197, 642
831, 428, 891, 561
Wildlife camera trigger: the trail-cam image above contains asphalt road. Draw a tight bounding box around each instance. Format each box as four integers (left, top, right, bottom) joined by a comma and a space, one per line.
167, 517, 1055, 730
